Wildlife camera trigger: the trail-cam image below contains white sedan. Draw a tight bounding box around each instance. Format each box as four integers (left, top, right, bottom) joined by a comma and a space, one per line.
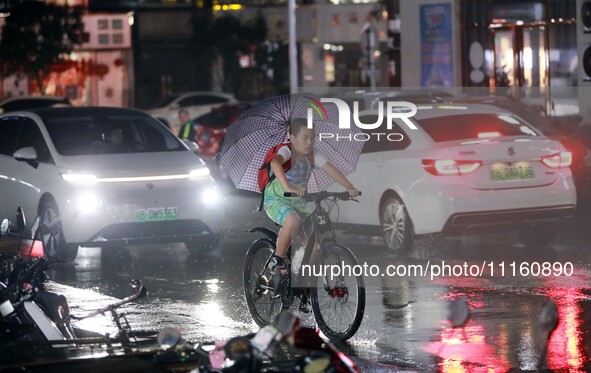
335, 103, 577, 252
0, 107, 223, 260
145, 91, 236, 133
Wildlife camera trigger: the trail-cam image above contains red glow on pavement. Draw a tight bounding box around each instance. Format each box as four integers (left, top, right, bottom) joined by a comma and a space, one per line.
543, 288, 587, 371
425, 323, 511, 371
425, 290, 511, 371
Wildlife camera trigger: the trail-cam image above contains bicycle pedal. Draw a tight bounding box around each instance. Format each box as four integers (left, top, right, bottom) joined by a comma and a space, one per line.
271, 269, 289, 290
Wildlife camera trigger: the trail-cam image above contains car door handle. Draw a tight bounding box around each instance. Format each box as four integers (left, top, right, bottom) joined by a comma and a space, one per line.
377, 162, 385, 168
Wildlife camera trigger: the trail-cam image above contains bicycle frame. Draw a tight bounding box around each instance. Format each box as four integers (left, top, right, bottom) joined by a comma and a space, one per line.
297, 199, 338, 278
244, 191, 365, 341
249, 192, 348, 288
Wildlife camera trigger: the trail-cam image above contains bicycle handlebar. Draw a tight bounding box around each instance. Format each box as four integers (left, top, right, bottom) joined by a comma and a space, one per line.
283, 191, 361, 202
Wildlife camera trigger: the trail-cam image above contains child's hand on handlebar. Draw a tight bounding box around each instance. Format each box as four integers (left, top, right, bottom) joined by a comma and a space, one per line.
285, 184, 306, 197
346, 186, 360, 198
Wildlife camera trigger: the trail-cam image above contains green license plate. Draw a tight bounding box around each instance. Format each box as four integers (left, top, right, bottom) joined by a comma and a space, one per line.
491, 163, 535, 180
135, 207, 178, 222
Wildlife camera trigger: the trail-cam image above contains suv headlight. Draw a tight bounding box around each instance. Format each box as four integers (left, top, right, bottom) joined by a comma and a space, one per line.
190, 168, 210, 179
201, 187, 221, 210
62, 173, 98, 183
76, 192, 103, 216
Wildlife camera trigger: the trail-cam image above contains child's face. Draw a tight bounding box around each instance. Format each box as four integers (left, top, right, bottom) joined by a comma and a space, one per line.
290, 127, 315, 155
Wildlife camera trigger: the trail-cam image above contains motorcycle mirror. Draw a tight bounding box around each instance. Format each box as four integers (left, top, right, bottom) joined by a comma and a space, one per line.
130, 278, 148, 299
537, 301, 559, 370
30, 217, 40, 241
539, 301, 559, 334
447, 297, 470, 328
0, 219, 10, 237
16, 207, 26, 233
157, 327, 182, 349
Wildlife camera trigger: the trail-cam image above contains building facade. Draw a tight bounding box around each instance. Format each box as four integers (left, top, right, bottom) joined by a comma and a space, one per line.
400, 0, 582, 119
0, 11, 134, 107
1, 0, 588, 120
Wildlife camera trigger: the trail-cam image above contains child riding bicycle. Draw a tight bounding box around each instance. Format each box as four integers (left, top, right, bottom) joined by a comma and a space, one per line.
262, 118, 359, 309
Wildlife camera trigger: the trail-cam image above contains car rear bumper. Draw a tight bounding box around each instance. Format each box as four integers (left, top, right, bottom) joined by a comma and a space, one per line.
80, 219, 220, 250
406, 173, 577, 234
442, 205, 576, 232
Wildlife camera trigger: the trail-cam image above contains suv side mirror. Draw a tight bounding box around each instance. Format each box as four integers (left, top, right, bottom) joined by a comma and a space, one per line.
13, 147, 38, 162
183, 139, 199, 153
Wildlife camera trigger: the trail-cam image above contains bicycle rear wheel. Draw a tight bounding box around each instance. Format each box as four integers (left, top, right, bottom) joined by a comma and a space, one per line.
311, 244, 365, 341
243, 239, 286, 326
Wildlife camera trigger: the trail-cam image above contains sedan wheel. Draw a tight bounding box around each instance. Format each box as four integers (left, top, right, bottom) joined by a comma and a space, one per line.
380, 197, 413, 253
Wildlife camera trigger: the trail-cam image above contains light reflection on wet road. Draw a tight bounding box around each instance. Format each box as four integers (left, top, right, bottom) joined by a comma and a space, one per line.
46, 220, 591, 371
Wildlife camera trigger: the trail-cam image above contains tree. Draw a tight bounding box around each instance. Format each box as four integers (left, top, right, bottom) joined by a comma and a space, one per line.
0, 1, 83, 94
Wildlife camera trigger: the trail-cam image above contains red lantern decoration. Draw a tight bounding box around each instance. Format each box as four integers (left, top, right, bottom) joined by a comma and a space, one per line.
114, 58, 123, 67
93, 63, 109, 77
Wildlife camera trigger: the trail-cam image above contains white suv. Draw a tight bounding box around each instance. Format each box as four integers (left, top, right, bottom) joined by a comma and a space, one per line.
335, 103, 576, 252
0, 107, 222, 260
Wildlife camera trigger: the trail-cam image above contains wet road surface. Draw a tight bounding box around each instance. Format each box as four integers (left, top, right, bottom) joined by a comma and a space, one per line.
44, 212, 591, 371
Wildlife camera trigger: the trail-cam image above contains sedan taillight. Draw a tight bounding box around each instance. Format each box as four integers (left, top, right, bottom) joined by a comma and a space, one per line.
422, 159, 482, 176
541, 152, 572, 169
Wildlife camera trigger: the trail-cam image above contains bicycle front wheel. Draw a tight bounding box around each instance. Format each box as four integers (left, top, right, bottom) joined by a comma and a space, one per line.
243, 239, 285, 327
311, 244, 365, 341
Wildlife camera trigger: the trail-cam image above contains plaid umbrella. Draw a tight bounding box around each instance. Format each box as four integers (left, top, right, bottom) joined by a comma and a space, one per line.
218, 93, 363, 193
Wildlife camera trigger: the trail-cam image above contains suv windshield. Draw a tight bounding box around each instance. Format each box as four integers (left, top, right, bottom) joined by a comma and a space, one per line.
43, 113, 185, 155
418, 113, 540, 142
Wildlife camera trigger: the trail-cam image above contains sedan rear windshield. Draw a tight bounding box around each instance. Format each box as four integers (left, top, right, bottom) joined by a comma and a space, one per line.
43, 114, 185, 155
418, 113, 540, 142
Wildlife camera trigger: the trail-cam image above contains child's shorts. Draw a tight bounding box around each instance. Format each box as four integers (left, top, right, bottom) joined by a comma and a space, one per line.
263, 179, 311, 226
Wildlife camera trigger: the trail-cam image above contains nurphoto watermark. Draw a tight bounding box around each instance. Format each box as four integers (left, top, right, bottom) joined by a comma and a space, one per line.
303, 96, 418, 142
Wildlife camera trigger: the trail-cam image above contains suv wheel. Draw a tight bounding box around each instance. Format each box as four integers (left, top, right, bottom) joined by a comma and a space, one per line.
40, 200, 77, 261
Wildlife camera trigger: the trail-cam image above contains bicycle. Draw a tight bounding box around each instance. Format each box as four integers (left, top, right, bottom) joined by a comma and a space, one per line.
243, 191, 365, 341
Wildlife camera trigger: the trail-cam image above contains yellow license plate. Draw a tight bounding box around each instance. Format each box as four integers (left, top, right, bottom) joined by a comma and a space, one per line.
491, 163, 534, 180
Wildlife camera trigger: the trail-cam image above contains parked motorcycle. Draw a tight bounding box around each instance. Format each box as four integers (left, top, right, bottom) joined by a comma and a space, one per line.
0, 209, 76, 344
0, 208, 361, 373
